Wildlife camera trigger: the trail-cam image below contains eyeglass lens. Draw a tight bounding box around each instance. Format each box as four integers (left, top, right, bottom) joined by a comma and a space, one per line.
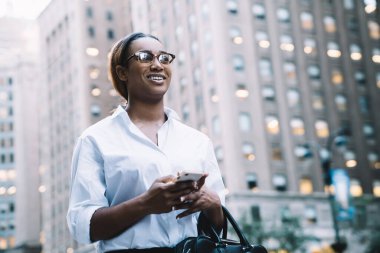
137, 52, 172, 64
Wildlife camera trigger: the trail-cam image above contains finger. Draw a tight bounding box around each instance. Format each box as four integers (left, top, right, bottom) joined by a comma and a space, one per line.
159, 175, 177, 184
176, 207, 197, 219
196, 174, 208, 189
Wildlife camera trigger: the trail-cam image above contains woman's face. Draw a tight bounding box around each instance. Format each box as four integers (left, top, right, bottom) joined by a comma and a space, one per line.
124, 37, 172, 103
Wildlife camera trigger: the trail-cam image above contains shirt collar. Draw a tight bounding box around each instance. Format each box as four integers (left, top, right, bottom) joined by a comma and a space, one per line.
112, 105, 180, 123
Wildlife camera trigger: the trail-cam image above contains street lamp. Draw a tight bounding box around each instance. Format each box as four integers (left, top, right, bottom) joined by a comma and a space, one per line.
320, 127, 350, 253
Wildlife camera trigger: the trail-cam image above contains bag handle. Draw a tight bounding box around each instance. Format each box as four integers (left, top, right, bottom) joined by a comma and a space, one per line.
198, 206, 252, 248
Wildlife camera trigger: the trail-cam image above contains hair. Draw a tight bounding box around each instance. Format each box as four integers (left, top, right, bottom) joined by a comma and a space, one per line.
109, 32, 160, 101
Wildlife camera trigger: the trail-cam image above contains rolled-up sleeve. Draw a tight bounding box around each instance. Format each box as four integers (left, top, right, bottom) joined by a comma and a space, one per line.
67, 136, 109, 244
204, 139, 225, 205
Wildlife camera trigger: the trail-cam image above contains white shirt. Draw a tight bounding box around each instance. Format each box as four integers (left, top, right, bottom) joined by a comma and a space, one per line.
67, 105, 225, 253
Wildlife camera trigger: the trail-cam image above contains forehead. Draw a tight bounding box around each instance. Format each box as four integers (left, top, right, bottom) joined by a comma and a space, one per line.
129, 37, 164, 53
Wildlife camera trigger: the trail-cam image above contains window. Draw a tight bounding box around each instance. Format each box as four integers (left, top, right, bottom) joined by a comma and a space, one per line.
106, 10, 113, 21
259, 59, 272, 77
372, 48, 380, 63
315, 120, 329, 138
256, 31, 270, 48
232, 55, 244, 71
350, 44, 362, 60
239, 113, 251, 132
91, 85, 101, 96
226, 0, 238, 14
212, 116, 221, 135
287, 89, 300, 107
236, 84, 249, 98
89, 66, 100, 79
368, 152, 380, 169
242, 143, 255, 161
284, 62, 297, 81
335, 94, 347, 111
214, 146, 224, 162
86, 7, 93, 18
300, 178, 313, 194
86, 47, 99, 56
368, 21, 380, 39
229, 27, 243, 44
277, 8, 290, 23
290, 118, 305, 135
252, 4, 265, 19
88, 26, 95, 37
377, 72, 380, 88
355, 71, 366, 85
304, 206, 317, 223
181, 104, 189, 122
327, 42, 341, 58
350, 179, 363, 197
364, 0, 377, 14
363, 123, 375, 138
280, 35, 294, 52
247, 172, 258, 191
210, 88, 219, 102
304, 38, 317, 55
300, 12, 314, 30
344, 0, 354, 9
273, 174, 287, 191
358, 96, 370, 113
324, 16, 336, 33
331, 69, 343, 85
308, 65, 320, 79
262, 86, 275, 101
271, 143, 283, 161
265, 115, 280, 134
373, 180, 380, 197
90, 104, 101, 117
107, 29, 114, 40
344, 150, 357, 168
294, 144, 312, 160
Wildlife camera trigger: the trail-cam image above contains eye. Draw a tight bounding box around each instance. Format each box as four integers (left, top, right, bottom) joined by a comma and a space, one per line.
159, 53, 171, 64
138, 52, 153, 62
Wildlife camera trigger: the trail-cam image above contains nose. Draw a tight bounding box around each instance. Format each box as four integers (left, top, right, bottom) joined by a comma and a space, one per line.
150, 56, 164, 70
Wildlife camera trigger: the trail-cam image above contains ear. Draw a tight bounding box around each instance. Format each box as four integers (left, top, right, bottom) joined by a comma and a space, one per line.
116, 65, 128, 81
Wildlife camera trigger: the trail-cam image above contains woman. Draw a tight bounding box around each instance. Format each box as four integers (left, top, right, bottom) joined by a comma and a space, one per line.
67, 32, 225, 253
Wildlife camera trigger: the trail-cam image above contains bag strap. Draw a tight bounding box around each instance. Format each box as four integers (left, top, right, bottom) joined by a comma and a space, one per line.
197, 206, 252, 248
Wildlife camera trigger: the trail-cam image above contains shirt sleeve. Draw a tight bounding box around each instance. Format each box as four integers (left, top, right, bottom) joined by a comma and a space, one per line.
66, 136, 109, 244
203, 139, 226, 206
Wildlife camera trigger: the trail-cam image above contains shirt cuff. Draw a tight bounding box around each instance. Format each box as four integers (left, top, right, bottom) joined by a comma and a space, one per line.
74, 206, 102, 244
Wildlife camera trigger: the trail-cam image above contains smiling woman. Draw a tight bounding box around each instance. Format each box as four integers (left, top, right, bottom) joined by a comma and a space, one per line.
0, 0, 51, 19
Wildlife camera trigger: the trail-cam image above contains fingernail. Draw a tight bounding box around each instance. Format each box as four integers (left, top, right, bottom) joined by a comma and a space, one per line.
180, 196, 185, 202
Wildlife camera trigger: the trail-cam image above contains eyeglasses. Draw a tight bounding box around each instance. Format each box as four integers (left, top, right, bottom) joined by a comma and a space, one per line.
126, 50, 176, 65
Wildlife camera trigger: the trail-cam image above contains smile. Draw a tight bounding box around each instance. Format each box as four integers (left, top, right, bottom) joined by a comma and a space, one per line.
147, 74, 166, 81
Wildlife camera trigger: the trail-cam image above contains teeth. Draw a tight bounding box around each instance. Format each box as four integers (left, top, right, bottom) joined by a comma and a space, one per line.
148, 75, 164, 81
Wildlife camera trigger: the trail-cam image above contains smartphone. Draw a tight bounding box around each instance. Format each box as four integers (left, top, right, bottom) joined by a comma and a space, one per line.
176, 171, 204, 182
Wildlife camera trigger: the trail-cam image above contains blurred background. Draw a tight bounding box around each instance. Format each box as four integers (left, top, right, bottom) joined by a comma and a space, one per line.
0, 0, 379, 253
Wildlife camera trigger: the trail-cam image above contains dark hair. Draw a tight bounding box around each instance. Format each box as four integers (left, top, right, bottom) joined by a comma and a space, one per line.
109, 32, 160, 101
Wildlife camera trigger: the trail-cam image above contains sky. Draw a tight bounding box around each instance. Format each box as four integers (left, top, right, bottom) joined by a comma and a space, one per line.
0, 0, 51, 19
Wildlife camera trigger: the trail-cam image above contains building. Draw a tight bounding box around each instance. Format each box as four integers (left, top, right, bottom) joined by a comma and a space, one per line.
0, 16, 41, 252
128, 0, 380, 251
37, 1, 131, 252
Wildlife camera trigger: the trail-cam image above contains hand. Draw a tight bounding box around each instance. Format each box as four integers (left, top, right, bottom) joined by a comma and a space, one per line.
142, 175, 197, 214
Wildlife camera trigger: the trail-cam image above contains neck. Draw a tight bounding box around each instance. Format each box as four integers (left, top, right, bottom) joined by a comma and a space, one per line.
126, 100, 166, 123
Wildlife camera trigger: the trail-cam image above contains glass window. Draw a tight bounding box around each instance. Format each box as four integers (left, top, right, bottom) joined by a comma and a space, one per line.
91, 85, 101, 96
181, 104, 189, 122
214, 146, 224, 162
229, 28, 243, 45
212, 116, 221, 135
232, 55, 244, 71
363, 123, 375, 137
368, 21, 380, 39
372, 48, 380, 63
315, 120, 329, 138
107, 29, 114, 40
271, 143, 283, 160
280, 35, 294, 52
335, 94, 347, 111
246, 172, 258, 191
324, 16, 336, 33
377, 72, 380, 88
359, 96, 370, 113
294, 144, 312, 160
350, 44, 362, 60
88, 26, 95, 37
236, 84, 249, 98
287, 89, 300, 107
368, 152, 380, 169
331, 69, 343, 85
242, 142, 255, 161
259, 59, 272, 77
256, 31, 270, 48
226, 0, 238, 14
350, 179, 363, 197
308, 65, 320, 79
90, 104, 101, 117
300, 178, 313, 194
210, 88, 219, 102
86, 7, 93, 18
290, 118, 305, 135
327, 42, 341, 58
344, 150, 357, 168
355, 71, 366, 85
373, 180, 380, 197
238, 112, 251, 132
364, 0, 377, 14
86, 47, 99, 56
344, 0, 354, 9
262, 86, 275, 101
106, 10, 113, 21
347, 16, 359, 31
284, 61, 297, 81
304, 205, 317, 223
252, 4, 265, 19
273, 174, 287, 191
300, 12, 314, 30
304, 38, 317, 55
89, 66, 100, 79
266, 115, 280, 134
277, 8, 290, 23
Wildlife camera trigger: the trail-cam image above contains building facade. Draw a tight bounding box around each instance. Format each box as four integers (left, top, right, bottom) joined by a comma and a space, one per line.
0, 17, 41, 252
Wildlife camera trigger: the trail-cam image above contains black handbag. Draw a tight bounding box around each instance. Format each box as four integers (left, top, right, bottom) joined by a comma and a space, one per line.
175, 206, 267, 253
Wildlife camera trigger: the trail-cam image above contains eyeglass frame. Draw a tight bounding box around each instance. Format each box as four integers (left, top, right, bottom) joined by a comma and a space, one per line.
126, 50, 176, 65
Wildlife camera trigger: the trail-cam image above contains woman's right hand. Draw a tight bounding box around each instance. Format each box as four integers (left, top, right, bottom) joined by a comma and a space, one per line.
143, 175, 197, 214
